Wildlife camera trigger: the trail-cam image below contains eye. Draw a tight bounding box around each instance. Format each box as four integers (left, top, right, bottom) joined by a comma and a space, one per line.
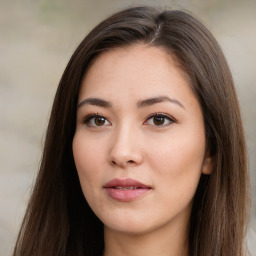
144, 113, 175, 126
83, 114, 111, 127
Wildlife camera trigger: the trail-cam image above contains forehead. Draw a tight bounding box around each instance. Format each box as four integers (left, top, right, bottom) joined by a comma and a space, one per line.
79, 44, 195, 106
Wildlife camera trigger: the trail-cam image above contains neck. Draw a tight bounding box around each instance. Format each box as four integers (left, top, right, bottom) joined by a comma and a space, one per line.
103, 221, 189, 256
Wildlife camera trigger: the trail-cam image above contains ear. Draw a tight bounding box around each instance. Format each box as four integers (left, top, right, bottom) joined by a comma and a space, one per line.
202, 151, 214, 175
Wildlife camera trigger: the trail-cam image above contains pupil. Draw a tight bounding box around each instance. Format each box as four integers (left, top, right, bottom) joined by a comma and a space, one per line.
153, 116, 164, 125
95, 117, 105, 126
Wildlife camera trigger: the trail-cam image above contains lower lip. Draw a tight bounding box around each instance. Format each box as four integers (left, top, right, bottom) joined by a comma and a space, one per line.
105, 188, 151, 202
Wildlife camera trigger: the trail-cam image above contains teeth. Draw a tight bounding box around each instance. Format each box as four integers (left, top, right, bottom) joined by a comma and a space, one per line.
114, 186, 139, 190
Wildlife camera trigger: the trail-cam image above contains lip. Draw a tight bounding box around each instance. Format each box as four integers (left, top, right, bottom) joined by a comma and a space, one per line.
103, 178, 152, 202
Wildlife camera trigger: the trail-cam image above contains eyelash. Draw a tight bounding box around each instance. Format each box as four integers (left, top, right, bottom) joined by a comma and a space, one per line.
83, 113, 110, 127
144, 113, 176, 126
82, 112, 176, 127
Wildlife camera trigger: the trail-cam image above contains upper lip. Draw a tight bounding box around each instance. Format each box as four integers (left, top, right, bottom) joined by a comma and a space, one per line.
103, 178, 151, 189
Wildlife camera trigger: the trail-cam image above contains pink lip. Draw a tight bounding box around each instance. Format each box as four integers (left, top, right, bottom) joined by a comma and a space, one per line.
103, 178, 152, 202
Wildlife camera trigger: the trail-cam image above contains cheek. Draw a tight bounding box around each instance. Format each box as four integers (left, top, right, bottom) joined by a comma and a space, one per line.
72, 134, 104, 195
72, 134, 109, 218
147, 129, 205, 200
149, 131, 205, 169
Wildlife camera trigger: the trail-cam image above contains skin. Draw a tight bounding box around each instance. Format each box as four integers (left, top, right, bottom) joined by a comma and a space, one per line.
73, 44, 213, 256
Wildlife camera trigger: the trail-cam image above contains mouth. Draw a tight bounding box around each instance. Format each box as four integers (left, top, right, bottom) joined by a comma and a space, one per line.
112, 186, 144, 190
103, 178, 152, 202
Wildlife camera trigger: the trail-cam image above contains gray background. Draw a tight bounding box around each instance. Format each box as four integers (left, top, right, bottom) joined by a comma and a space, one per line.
0, 0, 255, 255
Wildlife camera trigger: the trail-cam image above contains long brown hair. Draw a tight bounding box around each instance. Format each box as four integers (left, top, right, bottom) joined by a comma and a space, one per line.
13, 6, 250, 256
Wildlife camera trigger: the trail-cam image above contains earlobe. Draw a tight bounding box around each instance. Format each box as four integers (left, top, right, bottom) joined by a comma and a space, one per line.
202, 154, 214, 175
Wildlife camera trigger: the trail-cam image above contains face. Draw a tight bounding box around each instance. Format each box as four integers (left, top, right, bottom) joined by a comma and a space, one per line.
73, 44, 212, 236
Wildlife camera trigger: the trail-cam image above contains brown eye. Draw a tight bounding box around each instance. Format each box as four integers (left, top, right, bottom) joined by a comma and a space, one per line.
84, 114, 111, 127
144, 113, 175, 127
153, 116, 165, 125
95, 116, 106, 126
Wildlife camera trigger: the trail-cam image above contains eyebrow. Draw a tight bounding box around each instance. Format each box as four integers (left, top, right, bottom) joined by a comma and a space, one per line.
77, 97, 112, 108
77, 96, 184, 109
137, 96, 185, 109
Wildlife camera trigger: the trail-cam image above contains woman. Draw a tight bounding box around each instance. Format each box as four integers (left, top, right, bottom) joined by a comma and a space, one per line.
13, 6, 250, 256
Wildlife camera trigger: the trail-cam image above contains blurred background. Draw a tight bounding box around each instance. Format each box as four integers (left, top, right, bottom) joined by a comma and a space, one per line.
0, 0, 255, 255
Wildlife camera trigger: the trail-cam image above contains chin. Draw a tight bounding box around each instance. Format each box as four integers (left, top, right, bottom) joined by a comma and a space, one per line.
98, 211, 151, 235
104, 221, 152, 235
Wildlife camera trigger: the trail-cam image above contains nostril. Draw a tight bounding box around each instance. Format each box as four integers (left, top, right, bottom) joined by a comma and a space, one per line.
111, 160, 117, 166
110, 159, 135, 167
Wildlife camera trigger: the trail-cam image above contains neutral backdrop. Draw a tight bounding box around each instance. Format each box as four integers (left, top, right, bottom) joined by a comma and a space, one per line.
0, 0, 255, 255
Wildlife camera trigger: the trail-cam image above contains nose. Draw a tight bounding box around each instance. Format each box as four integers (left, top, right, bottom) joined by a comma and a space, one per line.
108, 124, 144, 168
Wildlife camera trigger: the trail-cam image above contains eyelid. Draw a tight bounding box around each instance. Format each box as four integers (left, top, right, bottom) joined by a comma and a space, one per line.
82, 113, 111, 127
144, 112, 176, 126
81, 112, 176, 127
